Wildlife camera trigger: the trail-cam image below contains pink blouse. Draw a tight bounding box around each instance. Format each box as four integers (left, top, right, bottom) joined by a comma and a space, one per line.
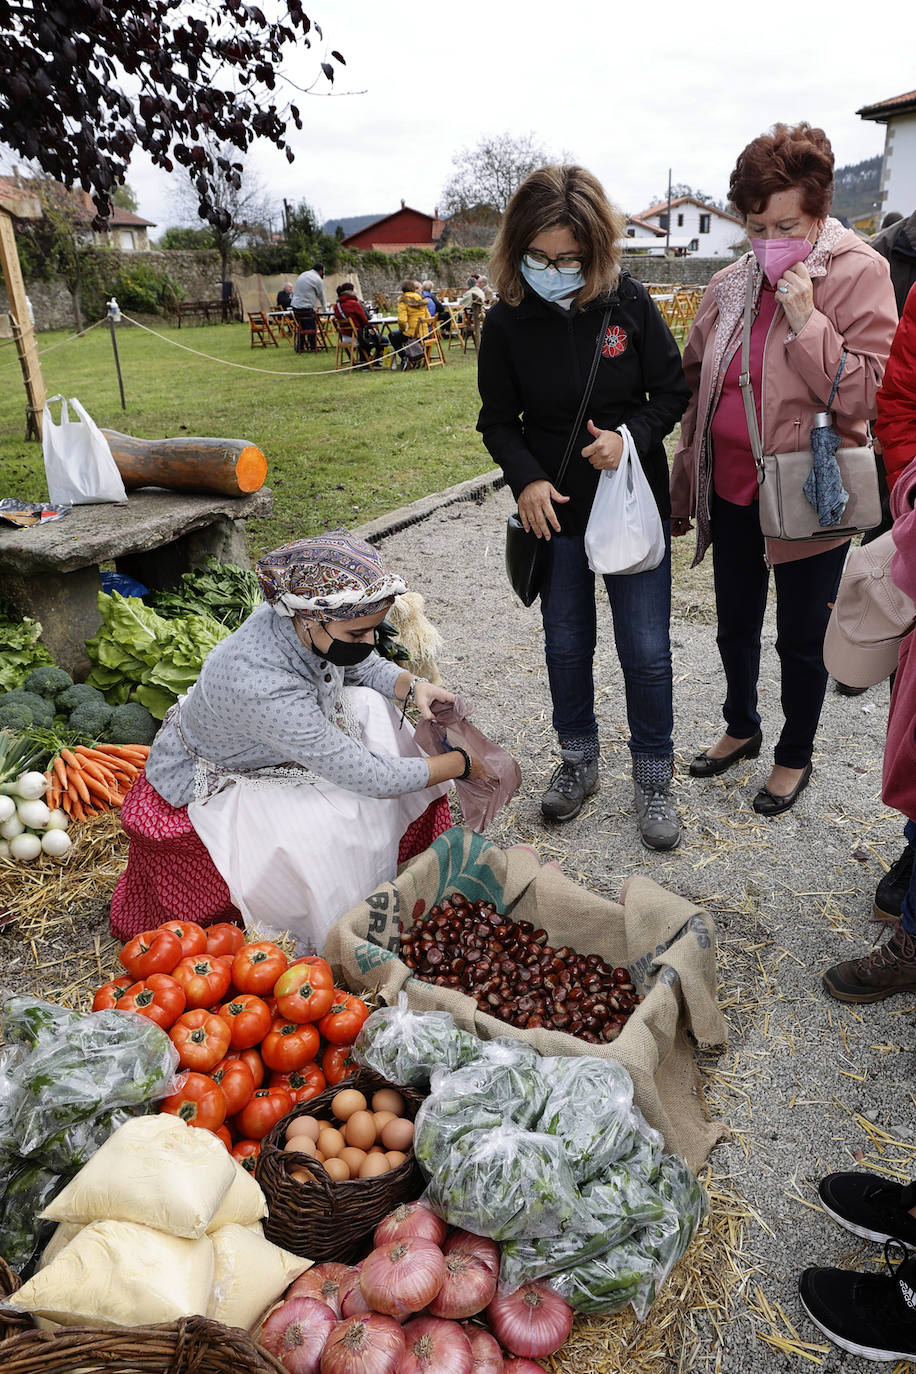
710, 284, 779, 506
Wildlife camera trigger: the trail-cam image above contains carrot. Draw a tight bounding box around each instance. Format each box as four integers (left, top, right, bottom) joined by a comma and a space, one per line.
53, 755, 68, 789
78, 759, 115, 785
81, 774, 115, 805
61, 791, 73, 816
46, 783, 61, 812
69, 796, 85, 823
69, 770, 91, 805
93, 744, 150, 760
60, 747, 83, 770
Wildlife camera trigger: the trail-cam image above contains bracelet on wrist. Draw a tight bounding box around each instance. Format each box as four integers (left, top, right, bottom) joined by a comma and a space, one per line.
398, 675, 430, 729
452, 746, 472, 780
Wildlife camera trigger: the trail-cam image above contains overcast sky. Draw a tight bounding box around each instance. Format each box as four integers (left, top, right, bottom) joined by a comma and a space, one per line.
121, 0, 914, 231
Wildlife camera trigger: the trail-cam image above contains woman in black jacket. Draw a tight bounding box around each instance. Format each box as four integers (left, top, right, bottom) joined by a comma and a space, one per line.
477, 165, 690, 848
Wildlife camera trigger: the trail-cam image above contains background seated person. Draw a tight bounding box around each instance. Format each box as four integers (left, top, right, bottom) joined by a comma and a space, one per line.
276, 281, 293, 310
388, 280, 430, 369
334, 283, 386, 368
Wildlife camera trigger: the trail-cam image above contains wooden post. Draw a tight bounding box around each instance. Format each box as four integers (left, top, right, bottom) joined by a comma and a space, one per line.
0, 206, 46, 440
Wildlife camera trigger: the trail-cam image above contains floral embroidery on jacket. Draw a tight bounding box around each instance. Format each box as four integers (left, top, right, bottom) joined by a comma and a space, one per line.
602, 325, 628, 359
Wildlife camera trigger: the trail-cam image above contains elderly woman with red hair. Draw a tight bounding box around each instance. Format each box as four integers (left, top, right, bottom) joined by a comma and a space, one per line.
671, 122, 898, 816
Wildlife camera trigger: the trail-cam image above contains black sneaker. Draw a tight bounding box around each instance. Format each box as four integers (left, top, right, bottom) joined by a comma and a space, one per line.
818, 1172, 916, 1247
799, 1242, 916, 1363
541, 749, 598, 823
875, 846, 915, 920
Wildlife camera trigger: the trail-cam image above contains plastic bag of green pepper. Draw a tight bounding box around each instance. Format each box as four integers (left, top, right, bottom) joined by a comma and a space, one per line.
0, 992, 181, 1276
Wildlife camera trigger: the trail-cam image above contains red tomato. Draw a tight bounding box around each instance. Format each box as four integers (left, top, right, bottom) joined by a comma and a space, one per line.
273, 957, 335, 1023
117, 973, 186, 1029
218, 994, 272, 1049
270, 1063, 327, 1104
169, 1008, 232, 1071
119, 928, 182, 980
205, 922, 246, 957
209, 1055, 256, 1115
321, 1043, 358, 1087
160, 1072, 227, 1131
237, 1087, 293, 1140
227, 1046, 265, 1090
171, 954, 233, 1010
161, 921, 208, 958
92, 975, 133, 1011
214, 1124, 233, 1149
231, 941, 289, 996
317, 992, 369, 1045
231, 1139, 261, 1174
260, 1018, 321, 1073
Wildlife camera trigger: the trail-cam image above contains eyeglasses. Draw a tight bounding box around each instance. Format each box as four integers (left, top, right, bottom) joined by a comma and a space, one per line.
522, 250, 584, 275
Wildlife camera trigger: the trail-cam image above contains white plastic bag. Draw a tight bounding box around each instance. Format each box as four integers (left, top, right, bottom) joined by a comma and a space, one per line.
42, 395, 127, 505
584, 424, 664, 575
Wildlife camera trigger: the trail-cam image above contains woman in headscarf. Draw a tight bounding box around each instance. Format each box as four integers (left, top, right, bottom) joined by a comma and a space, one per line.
110, 532, 485, 951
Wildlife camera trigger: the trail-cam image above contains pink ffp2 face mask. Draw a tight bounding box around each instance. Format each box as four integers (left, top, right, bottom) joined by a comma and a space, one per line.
749, 234, 813, 288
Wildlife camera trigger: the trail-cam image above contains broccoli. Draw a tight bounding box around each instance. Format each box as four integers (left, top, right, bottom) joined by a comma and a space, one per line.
68, 700, 114, 740
22, 666, 73, 701
0, 704, 31, 730
0, 690, 55, 728
58, 683, 107, 715
107, 702, 158, 746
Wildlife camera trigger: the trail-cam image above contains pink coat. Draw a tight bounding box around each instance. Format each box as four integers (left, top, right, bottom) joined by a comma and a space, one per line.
883, 454, 916, 822
671, 221, 898, 566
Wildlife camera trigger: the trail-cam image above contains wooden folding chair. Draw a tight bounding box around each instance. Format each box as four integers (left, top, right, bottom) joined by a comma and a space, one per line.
446, 305, 467, 351
331, 317, 359, 371
421, 317, 447, 369
314, 312, 331, 353
248, 311, 279, 348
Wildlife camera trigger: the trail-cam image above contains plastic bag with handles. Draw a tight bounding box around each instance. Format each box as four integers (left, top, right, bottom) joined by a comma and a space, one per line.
42, 395, 127, 505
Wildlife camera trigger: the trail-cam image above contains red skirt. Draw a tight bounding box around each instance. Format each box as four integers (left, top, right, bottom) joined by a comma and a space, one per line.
110, 772, 452, 941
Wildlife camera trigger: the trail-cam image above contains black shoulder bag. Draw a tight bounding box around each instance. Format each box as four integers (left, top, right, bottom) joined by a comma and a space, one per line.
505, 306, 612, 605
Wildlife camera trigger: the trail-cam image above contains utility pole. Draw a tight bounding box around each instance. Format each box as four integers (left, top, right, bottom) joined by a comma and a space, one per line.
665, 168, 672, 255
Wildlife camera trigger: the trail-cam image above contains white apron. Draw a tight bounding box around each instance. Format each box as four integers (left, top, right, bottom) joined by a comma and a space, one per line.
187, 687, 449, 953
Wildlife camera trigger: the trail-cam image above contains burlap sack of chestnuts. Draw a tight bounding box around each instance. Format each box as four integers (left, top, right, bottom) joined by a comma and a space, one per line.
323, 827, 728, 1171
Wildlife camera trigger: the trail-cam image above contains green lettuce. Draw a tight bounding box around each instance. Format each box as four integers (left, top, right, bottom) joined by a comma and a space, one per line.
86, 592, 230, 718
0, 612, 54, 691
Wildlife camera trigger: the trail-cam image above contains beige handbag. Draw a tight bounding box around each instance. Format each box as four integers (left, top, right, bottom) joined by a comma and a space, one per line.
738, 271, 881, 541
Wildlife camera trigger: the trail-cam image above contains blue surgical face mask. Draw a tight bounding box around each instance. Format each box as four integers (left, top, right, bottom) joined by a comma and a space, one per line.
521, 259, 586, 303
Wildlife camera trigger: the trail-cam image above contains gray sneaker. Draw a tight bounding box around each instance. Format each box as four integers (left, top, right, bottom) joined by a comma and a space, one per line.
634, 781, 681, 850
541, 749, 599, 822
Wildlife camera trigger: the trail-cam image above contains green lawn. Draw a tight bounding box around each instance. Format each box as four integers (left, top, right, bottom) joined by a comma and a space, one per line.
0, 319, 493, 558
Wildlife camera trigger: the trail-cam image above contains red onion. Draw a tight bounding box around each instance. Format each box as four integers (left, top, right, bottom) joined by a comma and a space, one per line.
486, 1282, 573, 1358
360, 1237, 446, 1319
340, 1265, 373, 1318
428, 1232, 499, 1319
503, 1362, 549, 1374
287, 1264, 358, 1318
464, 1326, 504, 1373
260, 1296, 336, 1374
319, 1314, 405, 1374
373, 1201, 448, 1249
399, 1316, 474, 1374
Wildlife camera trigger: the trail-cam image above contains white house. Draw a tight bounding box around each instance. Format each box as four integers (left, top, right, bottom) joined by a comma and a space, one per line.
857, 89, 916, 222
632, 196, 744, 258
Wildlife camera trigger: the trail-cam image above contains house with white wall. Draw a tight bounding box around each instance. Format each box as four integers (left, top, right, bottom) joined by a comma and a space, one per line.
632, 196, 744, 258
857, 89, 916, 222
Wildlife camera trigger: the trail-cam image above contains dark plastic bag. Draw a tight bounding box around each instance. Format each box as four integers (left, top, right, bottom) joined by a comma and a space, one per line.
413, 696, 521, 831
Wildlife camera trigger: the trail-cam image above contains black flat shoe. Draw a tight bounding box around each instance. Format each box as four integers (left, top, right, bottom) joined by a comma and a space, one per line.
752, 761, 812, 816
689, 729, 762, 778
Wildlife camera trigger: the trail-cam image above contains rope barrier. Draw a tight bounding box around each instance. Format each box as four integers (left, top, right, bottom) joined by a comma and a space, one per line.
0, 315, 107, 372
118, 312, 453, 377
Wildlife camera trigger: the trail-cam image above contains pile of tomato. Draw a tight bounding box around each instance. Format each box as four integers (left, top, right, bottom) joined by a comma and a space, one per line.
92, 921, 370, 1174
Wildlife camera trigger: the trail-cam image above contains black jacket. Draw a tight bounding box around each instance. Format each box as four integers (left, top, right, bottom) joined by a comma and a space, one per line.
476, 274, 690, 535
871, 211, 916, 316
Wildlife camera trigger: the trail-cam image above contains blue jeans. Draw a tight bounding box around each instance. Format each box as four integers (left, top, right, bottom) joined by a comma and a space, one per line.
538, 528, 674, 758
902, 820, 916, 936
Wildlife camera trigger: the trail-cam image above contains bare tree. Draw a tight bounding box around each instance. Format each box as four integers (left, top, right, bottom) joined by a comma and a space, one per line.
175, 143, 272, 316
441, 132, 553, 222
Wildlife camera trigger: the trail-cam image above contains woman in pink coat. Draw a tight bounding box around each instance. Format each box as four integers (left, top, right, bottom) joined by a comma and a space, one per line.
670, 122, 897, 815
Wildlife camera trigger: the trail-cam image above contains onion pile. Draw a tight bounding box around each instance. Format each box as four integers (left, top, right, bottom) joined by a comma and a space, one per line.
259, 1205, 574, 1374
0, 774, 71, 862
398, 894, 640, 1042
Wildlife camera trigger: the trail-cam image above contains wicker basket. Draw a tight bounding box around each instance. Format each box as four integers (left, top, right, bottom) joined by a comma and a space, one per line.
0, 1316, 289, 1372
0, 1256, 31, 1343
256, 1067, 425, 1262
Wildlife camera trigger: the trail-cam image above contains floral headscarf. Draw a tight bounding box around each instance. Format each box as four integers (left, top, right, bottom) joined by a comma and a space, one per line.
255, 530, 407, 621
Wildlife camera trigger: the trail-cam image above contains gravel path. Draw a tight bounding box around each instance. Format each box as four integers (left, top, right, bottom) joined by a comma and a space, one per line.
372, 481, 907, 1373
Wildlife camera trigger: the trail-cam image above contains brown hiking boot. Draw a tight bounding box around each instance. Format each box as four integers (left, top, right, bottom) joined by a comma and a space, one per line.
823, 924, 916, 1003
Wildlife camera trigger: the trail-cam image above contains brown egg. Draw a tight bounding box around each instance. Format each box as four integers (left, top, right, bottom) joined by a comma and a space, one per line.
371, 1089, 405, 1116
322, 1156, 350, 1182
380, 1118, 415, 1152
314, 1150, 326, 1163
331, 1089, 367, 1121
286, 1116, 320, 1142
385, 1151, 407, 1169
339, 1147, 367, 1179
317, 1127, 346, 1158
373, 1111, 397, 1137
291, 1167, 315, 1183
285, 1136, 317, 1157
345, 1111, 377, 1152
359, 1153, 390, 1178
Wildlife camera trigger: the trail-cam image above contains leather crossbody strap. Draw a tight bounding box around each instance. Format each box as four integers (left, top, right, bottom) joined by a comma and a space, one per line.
738, 269, 765, 475
554, 305, 613, 492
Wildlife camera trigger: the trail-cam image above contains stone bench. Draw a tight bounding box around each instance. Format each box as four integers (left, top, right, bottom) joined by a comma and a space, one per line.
0, 487, 272, 677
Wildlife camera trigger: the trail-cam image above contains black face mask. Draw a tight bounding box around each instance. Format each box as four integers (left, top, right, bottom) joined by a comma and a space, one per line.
306, 625, 375, 667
